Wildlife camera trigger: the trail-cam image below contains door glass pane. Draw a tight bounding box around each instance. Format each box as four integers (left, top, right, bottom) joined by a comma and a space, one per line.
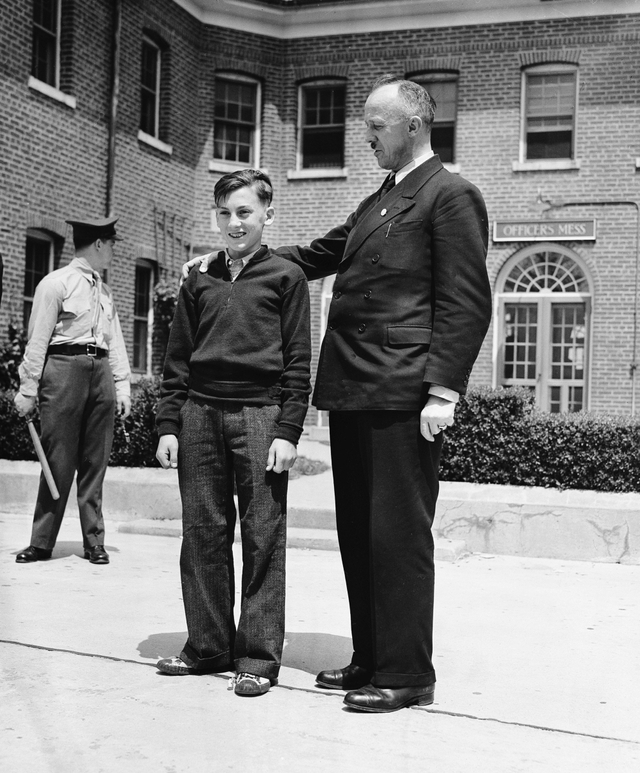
503, 303, 537, 384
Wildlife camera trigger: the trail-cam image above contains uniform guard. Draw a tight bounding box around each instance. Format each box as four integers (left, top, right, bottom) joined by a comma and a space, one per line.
14, 217, 131, 564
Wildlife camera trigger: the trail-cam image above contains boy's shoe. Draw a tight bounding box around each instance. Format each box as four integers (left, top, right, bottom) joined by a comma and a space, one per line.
232, 673, 273, 696
156, 656, 195, 675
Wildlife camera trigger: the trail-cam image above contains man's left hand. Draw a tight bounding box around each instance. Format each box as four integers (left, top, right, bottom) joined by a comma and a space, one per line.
420, 395, 455, 442
117, 395, 131, 418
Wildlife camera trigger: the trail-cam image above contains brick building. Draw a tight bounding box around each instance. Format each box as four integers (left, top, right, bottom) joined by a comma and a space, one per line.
2, 0, 639, 435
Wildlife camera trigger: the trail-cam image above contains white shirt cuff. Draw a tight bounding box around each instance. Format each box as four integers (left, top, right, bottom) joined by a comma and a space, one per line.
428, 385, 460, 403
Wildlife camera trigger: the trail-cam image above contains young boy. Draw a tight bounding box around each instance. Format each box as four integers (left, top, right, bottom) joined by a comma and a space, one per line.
154, 170, 310, 696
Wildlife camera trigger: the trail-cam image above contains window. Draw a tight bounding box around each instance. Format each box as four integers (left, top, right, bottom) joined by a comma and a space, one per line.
133, 263, 155, 373
140, 36, 161, 137
32, 0, 59, 87
497, 245, 591, 413
412, 75, 458, 164
214, 74, 260, 166
24, 233, 55, 328
299, 81, 346, 169
523, 65, 577, 161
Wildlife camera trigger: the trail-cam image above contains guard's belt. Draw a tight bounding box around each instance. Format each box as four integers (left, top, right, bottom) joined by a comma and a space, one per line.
47, 344, 108, 358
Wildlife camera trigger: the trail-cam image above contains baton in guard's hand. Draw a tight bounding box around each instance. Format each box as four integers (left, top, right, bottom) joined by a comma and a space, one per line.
26, 419, 60, 500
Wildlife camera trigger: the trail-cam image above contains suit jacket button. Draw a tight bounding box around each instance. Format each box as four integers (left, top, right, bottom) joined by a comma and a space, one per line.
328, 324, 335, 330
358, 323, 366, 333
333, 291, 342, 299
364, 290, 372, 299
372, 254, 380, 263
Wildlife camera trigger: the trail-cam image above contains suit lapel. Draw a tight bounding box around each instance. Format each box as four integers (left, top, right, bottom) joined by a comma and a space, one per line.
342, 156, 444, 262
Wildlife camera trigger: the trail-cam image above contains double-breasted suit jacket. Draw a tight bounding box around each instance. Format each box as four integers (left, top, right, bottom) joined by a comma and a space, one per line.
277, 155, 492, 408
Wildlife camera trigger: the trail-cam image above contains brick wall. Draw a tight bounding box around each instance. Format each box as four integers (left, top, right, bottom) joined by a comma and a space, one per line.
2, 3, 640, 418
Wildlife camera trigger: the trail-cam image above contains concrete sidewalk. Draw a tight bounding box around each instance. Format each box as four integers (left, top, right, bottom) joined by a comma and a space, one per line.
1, 506, 639, 772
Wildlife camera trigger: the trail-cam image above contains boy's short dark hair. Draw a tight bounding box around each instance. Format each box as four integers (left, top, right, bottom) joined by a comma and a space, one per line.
214, 169, 273, 207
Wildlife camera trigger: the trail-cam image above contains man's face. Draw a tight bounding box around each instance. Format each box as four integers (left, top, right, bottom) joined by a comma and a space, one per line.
215, 185, 274, 259
93, 237, 115, 270
363, 84, 413, 172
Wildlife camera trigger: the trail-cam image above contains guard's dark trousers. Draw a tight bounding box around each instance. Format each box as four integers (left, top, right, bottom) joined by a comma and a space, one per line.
30, 353, 116, 551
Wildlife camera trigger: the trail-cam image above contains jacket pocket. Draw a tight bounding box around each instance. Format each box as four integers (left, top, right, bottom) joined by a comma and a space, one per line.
387, 325, 432, 346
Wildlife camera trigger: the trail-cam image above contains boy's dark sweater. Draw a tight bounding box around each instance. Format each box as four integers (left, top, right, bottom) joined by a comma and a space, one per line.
156, 246, 311, 445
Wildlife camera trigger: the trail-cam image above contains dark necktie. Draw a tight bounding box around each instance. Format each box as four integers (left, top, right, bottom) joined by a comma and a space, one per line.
378, 173, 396, 199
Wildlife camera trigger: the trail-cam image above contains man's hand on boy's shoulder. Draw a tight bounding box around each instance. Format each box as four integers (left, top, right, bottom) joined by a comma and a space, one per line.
156, 434, 179, 469
181, 253, 213, 280
266, 438, 297, 474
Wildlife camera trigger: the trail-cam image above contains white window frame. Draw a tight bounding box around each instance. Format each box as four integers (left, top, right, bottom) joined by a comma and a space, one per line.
132, 261, 156, 375
514, 63, 580, 172
24, 230, 55, 328
288, 79, 348, 180
410, 72, 459, 172
493, 243, 593, 412
29, 0, 76, 108
140, 35, 161, 139
210, 73, 261, 173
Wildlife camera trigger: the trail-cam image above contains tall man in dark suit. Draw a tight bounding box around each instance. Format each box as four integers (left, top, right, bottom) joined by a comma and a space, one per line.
185, 74, 492, 712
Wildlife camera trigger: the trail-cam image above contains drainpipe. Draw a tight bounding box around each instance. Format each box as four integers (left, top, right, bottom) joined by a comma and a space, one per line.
537, 194, 640, 415
106, 0, 122, 217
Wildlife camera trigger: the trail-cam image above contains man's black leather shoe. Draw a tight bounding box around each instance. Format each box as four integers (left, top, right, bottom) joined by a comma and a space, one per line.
84, 545, 109, 564
343, 683, 435, 713
316, 664, 373, 691
16, 546, 52, 563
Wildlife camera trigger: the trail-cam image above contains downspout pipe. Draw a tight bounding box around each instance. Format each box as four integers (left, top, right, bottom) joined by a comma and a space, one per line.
106, 0, 122, 217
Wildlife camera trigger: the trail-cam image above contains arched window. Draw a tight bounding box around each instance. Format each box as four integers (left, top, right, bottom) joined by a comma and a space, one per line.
496, 244, 592, 413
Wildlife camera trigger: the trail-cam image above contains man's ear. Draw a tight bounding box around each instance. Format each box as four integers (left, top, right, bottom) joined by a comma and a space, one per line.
407, 115, 423, 136
265, 206, 275, 226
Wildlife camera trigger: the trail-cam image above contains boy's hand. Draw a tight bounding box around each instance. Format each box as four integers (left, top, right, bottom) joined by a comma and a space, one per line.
181, 253, 213, 281
156, 435, 179, 469
266, 439, 297, 474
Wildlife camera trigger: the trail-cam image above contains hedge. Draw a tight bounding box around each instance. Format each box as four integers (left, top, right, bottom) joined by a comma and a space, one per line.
440, 386, 640, 492
2, 382, 640, 491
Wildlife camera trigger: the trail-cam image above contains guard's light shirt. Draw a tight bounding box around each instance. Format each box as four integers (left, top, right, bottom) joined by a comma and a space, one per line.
19, 257, 131, 398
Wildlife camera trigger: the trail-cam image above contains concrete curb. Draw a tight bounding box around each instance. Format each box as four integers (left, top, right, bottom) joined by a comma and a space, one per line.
2, 458, 639, 562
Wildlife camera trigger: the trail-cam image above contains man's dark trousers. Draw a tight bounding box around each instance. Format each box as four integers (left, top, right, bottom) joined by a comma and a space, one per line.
329, 410, 443, 688
30, 353, 116, 550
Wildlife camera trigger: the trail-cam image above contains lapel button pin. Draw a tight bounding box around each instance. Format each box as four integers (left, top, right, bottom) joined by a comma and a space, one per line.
381, 208, 387, 216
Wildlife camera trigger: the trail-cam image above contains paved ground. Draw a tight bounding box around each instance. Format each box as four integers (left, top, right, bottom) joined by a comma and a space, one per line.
1, 506, 639, 772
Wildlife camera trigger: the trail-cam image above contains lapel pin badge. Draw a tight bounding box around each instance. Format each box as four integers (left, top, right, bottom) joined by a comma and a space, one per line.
380, 208, 387, 216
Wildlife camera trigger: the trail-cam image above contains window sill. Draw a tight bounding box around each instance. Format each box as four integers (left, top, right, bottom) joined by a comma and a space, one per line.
443, 163, 461, 174
209, 159, 259, 173
512, 159, 581, 172
287, 168, 348, 180
28, 76, 76, 109
138, 131, 173, 156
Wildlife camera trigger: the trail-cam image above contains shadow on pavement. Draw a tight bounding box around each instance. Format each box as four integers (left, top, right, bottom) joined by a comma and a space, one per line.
283, 631, 351, 674
137, 631, 187, 660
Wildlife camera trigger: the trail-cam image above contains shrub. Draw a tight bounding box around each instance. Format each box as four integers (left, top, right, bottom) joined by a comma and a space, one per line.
440, 386, 640, 492
110, 377, 162, 467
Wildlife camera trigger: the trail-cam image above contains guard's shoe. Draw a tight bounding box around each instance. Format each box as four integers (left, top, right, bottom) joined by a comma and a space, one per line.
157, 656, 195, 676
232, 673, 274, 696
84, 545, 109, 564
16, 546, 52, 563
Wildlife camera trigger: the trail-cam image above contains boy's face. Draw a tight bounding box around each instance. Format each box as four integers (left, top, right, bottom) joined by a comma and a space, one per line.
215, 185, 274, 259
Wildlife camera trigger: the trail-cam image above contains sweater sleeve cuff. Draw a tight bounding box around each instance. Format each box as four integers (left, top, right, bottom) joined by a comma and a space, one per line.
275, 422, 303, 446
156, 422, 180, 438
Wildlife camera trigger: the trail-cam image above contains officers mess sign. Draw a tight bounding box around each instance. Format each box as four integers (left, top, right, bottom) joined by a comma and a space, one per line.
493, 219, 596, 242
